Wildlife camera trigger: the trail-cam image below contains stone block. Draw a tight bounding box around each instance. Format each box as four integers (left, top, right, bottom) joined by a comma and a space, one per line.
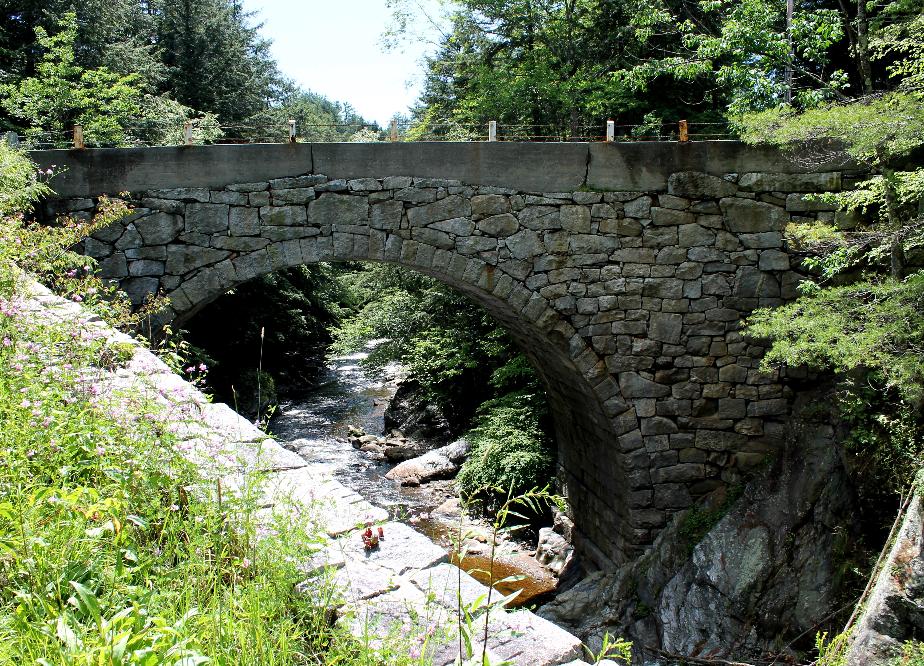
211, 236, 270, 251
382, 176, 412, 189
370, 200, 404, 231
641, 416, 679, 435
98, 253, 128, 278
115, 228, 143, 250
659, 194, 690, 210
165, 245, 230, 276
128, 259, 164, 277
651, 207, 694, 226
430, 217, 474, 235
695, 429, 747, 451
758, 249, 790, 271
668, 171, 738, 198
185, 203, 229, 234
619, 372, 670, 398
560, 205, 591, 233
269, 175, 325, 189
310, 194, 368, 225
121, 277, 160, 305
471, 194, 510, 216
506, 229, 543, 260
149, 187, 210, 202
720, 197, 788, 233
678, 224, 715, 248
210, 190, 248, 205
718, 364, 748, 383
478, 213, 519, 237
624, 195, 652, 218
651, 463, 704, 484
412, 227, 454, 250
228, 207, 259, 236
649, 312, 683, 344
394, 187, 437, 204
260, 206, 308, 227
785, 193, 836, 212
248, 191, 270, 207
407, 195, 470, 226
738, 171, 841, 192
272, 188, 315, 205
348, 178, 382, 191
136, 212, 183, 245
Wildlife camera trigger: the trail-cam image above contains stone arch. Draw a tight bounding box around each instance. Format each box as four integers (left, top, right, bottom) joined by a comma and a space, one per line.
165, 223, 637, 569
52, 143, 849, 569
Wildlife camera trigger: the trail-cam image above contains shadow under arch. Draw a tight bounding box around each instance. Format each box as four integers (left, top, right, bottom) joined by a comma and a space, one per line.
166, 239, 637, 569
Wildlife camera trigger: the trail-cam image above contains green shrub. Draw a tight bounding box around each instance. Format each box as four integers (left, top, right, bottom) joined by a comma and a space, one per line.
456, 391, 554, 503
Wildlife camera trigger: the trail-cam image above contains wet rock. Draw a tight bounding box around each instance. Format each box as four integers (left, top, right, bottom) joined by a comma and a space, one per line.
384, 380, 455, 446
383, 443, 428, 463
385, 439, 471, 486
535, 527, 574, 576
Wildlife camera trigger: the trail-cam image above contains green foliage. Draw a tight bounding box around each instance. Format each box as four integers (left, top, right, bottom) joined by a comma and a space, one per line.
738, 92, 924, 166
747, 274, 924, 402
889, 641, 924, 666
0, 142, 53, 215
390, 0, 724, 133
836, 376, 924, 499
616, 0, 849, 114
182, 265, 346, 403
333, 263, 557, 497
1, 14, 143, 147
584, 632, 633, 664
456, 391, 554, 503
153, 0, 281, 124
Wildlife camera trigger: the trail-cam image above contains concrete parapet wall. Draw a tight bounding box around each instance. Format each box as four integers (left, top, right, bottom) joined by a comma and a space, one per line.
30, 141, 853, 198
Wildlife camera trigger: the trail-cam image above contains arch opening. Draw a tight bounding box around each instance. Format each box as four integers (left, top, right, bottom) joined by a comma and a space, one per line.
174, 253, 630, 570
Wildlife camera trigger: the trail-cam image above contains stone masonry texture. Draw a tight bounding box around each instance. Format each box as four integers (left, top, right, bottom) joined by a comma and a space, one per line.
41, 143, 853, 569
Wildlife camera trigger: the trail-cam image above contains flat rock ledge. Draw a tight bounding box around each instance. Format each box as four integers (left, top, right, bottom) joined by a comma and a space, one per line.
20, 275, 585, 665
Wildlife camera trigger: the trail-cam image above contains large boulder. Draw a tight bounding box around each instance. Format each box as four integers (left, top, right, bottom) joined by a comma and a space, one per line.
385, 439, 470, 486
383, 380, 455, 445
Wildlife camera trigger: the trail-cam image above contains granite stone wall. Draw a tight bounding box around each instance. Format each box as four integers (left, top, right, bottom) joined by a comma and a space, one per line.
57, 165, 848, 568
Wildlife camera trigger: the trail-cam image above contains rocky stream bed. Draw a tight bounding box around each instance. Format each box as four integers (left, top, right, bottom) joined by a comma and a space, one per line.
269, 351, 572, 607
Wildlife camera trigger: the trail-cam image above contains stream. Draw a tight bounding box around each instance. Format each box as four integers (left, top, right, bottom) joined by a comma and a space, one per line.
269, 350, 558, 606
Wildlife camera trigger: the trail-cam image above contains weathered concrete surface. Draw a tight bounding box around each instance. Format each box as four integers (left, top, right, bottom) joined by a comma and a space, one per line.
17, 275, 585, 666
848, 495, 924, 664
30, 141, 849, 199
38, 142, 856, 570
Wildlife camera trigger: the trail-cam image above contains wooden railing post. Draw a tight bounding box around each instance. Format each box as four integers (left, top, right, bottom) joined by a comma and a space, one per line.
678, 119, 689, 143
288, 119, 296, 143
183, 121, 193, 146
488, 120, 497, 142
73, 125, 85, 149
389, 119, 398, 142
606, 120, 615, 143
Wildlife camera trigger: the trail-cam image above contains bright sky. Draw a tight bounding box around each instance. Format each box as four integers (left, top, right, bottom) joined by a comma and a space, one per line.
241, 1, 445, 127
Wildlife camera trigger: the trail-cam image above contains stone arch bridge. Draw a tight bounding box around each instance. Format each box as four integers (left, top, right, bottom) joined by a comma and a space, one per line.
31, 142, 852, 569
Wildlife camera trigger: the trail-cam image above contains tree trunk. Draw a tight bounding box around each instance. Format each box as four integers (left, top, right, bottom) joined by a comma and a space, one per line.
856, 0, 874, 95
882, 167, 905, 278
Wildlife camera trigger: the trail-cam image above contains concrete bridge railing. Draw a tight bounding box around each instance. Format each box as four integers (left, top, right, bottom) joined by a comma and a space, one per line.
30, 142, 854, 569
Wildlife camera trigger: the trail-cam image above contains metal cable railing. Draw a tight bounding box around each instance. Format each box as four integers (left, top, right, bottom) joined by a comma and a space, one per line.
7, 118, 738, 150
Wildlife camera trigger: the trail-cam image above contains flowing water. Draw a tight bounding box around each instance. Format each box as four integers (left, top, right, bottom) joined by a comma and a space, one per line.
269, 350, 557, 606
